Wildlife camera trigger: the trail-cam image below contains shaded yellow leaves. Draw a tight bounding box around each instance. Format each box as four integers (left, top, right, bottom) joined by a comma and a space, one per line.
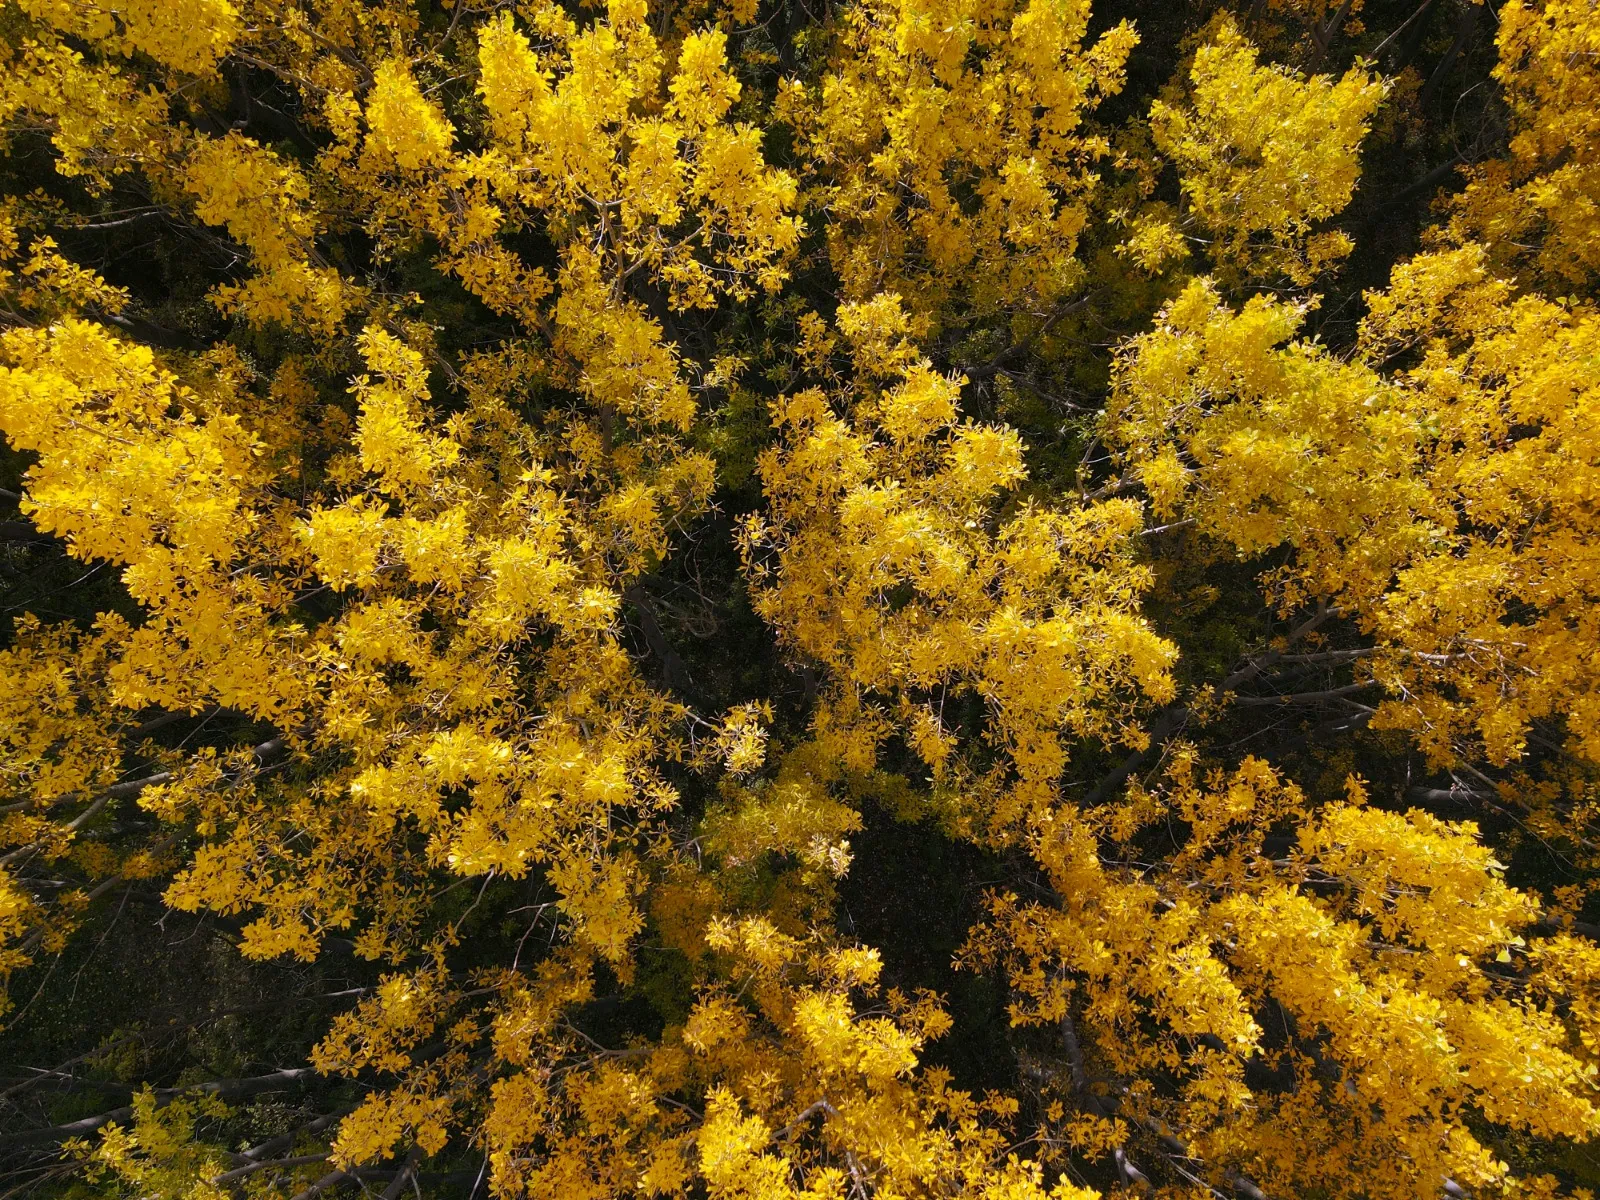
316, 962, 453, 1076
555, 249, 698, 432
0, 618, 126, 806
0, 204, 129, 318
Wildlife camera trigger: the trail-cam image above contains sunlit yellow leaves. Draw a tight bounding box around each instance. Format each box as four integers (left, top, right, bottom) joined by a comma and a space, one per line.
184, 134, 357, 335
748, 296, 1175, 841
0, 36, 172, 188
366, 60, 454, 171
352, 327, 460, 495
670, 30, 742, 128
1150, 17, 1386, 283
476, 12, 553, 151
301, 500, 387, 592
971, 759, 1600, 1200
395, 506, 477, 593
186, 135, 315, 267
697, 1089, 800, 1200
471, 0, 800, 319
712, 702, 774, 778
878, 364, 959, 442
75, 1089, 232, 1200
790, 0, 1136, 317
18, 0, 241, 75
1111, 250, 1600, 768
942, 425, 1027, 498
1447, 0, 1600, 284
1300, 802, 1537, 960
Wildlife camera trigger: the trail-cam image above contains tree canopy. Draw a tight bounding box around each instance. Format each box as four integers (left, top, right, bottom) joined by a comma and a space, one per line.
2, 0, 1599, 1198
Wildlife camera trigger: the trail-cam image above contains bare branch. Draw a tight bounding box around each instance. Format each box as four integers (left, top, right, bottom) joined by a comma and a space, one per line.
212, 1153, 332, 1185
379, 1147, 425, 1200
287, 1168, 351, 1200
1232, 682, 1377, 707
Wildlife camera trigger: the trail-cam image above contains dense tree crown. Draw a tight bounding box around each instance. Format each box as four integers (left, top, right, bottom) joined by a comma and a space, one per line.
0, 0, 1598, 1199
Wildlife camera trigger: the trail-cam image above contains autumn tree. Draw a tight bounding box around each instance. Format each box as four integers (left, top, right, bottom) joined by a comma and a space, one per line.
2, 0, 1598, 1199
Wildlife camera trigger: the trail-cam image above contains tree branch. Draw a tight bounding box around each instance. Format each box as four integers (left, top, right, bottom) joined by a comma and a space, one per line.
213, 1153, 331, 1185
287, 1168, 351, 1200
623, 582, 699, 703
1060, 1011, 1150, 1189
1, 1067, 319, 1150
1418, 0, 1484, 110
379, 1147, 424, 1200
1231, 682, 1376, 707
0, 521, 57, 547
961, 291, 1102, 383
1083, 603, 1344, 806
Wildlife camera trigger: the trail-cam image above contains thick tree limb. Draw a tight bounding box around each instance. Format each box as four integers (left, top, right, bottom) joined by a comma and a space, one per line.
4, 733, 287, 820
1059, 1011, 1150, 1189
1370, 0, 1438, 61
229, 1107, 358, 1168
1083, 707, 1191, 807
772, 1098, 837, 1141
1308, 0, 1356, 66
287, 1168, 351, 1200
379, 1146, 425, 1200
1408, 786, 1494, 805
0, 520, 57, 547
99, 311, 202, 352
1418, 0, 1484, 110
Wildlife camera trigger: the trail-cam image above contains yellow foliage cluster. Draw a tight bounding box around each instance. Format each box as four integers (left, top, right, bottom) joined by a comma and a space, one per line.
0, 0, 1597, 1198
